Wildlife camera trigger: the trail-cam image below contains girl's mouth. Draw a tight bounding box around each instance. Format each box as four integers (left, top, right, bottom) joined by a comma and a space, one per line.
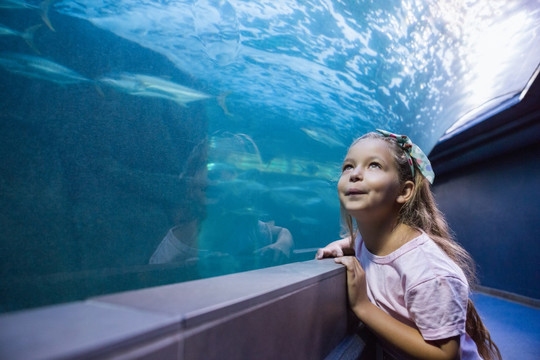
346, 189, 366, 196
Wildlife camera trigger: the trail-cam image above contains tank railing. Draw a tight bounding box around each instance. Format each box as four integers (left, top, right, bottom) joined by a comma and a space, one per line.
0, 259, 364, 360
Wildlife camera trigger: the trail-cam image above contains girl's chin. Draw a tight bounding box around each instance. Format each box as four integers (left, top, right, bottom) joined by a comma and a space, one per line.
342, 203, 369, 212
345, 208, 383, 222
343, 208, 370, 218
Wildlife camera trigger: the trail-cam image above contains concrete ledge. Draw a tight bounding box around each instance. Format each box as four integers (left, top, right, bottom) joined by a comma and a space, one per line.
0, 260, 348, 360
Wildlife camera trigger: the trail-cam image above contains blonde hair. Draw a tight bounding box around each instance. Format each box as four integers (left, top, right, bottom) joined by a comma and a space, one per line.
340, 132, 501, 360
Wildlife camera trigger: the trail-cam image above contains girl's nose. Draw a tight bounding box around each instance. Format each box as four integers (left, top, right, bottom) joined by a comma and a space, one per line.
349, 166, 363, 181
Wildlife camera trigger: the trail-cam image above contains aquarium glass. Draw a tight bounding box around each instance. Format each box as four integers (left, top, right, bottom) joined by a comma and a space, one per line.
1, 0, 539, 312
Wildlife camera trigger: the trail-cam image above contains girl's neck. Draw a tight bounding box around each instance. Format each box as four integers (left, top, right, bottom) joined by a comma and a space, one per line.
358, 221, 420, 256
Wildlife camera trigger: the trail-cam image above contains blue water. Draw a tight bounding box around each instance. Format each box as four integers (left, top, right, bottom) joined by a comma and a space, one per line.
0, 0, 539, 312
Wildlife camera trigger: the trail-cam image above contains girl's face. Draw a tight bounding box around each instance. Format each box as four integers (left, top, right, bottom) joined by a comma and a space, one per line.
338, 138, 403, 222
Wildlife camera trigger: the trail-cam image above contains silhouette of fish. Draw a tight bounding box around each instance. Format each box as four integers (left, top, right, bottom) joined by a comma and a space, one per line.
99, 72, 230, 113
301, 127, 345, 148
0, 0, 55, 31
0, 23, 42, 52
0, 52, 89, 85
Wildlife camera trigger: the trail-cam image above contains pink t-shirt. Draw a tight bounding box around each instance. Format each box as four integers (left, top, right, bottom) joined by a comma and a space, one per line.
355, 232, 481, 359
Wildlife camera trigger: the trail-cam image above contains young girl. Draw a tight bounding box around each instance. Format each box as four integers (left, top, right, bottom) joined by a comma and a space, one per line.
316, 130, 500, 360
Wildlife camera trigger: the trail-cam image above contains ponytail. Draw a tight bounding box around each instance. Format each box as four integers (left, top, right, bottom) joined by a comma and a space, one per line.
467, 299, 502, 360
405, 176, 502, 359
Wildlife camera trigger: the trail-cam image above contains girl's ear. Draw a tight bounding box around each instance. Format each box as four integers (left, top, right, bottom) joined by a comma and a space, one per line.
396, 180, 415, 204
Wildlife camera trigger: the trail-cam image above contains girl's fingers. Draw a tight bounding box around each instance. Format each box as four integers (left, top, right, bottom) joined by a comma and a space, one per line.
315, 248, 327, 259
334, 256, 355, 269
335, 256, 365, 280
316, 246, 344, 259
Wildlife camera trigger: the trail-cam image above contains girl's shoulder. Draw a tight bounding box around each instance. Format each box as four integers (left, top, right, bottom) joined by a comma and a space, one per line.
391, 233, 468, 287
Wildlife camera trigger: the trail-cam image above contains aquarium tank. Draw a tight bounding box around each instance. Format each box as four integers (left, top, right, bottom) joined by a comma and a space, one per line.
1, 0, 539, 313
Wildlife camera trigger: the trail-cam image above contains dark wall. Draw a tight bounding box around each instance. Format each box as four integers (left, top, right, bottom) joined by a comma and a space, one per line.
432, 141, 540, 299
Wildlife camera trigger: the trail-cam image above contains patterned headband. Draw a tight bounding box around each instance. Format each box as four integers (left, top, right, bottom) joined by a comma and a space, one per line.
376, 129, 435, 184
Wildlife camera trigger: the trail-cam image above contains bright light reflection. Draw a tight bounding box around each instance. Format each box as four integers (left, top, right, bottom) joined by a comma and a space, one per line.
460, 8, 532, 106
436, 1, 537, 133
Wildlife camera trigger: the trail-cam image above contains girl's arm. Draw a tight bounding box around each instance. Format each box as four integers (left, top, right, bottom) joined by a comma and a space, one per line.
334, 256, 460, 360
315, 237, 354, 259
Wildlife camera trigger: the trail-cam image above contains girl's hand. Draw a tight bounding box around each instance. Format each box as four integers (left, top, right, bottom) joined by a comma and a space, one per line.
334, 256, 370, 315
335, 256, 460, 360
315, 237, 353, 259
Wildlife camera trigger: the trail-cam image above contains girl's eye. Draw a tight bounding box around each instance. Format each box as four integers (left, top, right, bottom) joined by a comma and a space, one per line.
342, 164, 354, 172
369, 162, 381, 169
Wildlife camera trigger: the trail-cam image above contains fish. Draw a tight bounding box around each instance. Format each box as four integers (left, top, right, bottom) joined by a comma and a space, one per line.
0, 52, 89, 85
269, 180, 337, 208
0, 0, 55, 31
301, 127, 345, 148
289, 215, 320, 225
228, 206, 269, 218
0, 0, 37, 9
208, 178, 270, 195
0, 23, 42, 53
98, 72, 226, 109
